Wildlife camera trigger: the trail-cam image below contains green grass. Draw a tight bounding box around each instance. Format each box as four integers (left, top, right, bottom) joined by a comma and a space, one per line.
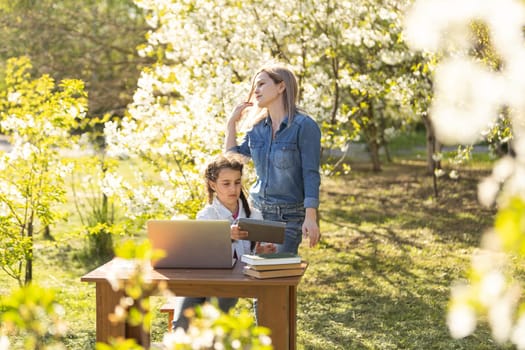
296, 160, 521, 350
386, 130, 497, 165
1, 158, 522, 349
387, 130, 427, 154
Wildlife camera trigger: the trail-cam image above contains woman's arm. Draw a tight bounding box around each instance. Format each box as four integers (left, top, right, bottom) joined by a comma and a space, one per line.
299, 117, 322, 209
225, 102, 252, 151
299, 117, 322, 247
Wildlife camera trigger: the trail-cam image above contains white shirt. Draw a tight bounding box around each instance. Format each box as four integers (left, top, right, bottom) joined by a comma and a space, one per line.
196, 197, 263, 259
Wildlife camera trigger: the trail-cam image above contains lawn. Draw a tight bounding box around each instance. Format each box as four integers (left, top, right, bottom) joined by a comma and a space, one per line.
297, 160, 518, 350
1, 158, 522, 349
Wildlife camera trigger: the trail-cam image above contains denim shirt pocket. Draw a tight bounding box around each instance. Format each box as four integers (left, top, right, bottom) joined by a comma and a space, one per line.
273, 142, 298, 169
249, 141, 265, 166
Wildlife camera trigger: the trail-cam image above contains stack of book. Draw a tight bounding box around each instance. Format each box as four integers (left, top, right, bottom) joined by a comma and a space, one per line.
241, 252, 307, 279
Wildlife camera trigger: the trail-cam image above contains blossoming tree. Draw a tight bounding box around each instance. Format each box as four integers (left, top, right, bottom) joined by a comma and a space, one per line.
405, 0, 525, 347
0, 56, 87, 285
104, 0, 423, 222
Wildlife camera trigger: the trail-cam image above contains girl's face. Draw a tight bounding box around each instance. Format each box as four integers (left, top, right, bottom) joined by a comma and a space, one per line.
253, 72, 284, 109
210, 168, 242, 210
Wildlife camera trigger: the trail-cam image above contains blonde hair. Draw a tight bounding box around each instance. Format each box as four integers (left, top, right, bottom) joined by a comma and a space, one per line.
245, 64, 303, 126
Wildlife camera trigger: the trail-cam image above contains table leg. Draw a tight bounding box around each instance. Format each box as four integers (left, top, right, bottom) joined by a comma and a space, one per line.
96, 282, 125, 343
125, 295, 151, 347
289, 286, 297, 350
257, 285, 291, 350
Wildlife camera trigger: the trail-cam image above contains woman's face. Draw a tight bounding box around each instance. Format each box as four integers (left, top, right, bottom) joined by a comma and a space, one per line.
253, 72, 284, 109
210, 168, 242, 210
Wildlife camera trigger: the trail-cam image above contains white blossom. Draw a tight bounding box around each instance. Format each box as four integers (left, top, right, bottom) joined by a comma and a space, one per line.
430, 58, 502, 145
447, 304, 477, 339
162, 328, 191, 346
479, 270, 506, 306
478, 177, 500, 207
511, 315, 525, 350
7, 91, 21, 104
488, 285, 520, 343
101, 173, 125, 198
0, 335, 9, 350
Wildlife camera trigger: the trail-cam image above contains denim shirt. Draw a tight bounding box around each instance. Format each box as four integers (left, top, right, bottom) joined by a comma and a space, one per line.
231, 113, 321, 209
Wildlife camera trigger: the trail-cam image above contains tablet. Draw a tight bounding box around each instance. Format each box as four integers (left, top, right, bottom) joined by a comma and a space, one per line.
237, 218, 286, 244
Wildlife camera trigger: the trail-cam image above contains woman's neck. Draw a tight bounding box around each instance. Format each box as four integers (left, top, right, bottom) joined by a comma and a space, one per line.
267, 104, 286, 129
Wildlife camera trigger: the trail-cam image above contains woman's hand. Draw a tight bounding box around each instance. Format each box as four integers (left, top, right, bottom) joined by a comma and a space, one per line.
302, 208, 320, 248
228, 101, 253, 125
255, 242, 277, 254
225, 101, 253, 151
230, 224, 248, 240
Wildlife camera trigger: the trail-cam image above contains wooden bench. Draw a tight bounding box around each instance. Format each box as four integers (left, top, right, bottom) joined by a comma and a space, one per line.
159, 298, 177, 332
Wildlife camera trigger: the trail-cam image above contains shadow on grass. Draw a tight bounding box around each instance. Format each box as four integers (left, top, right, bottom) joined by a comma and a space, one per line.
299, 231, 511, 349
299, 290, 505, 350
320, 162, 494, 247
72, 247, 114, 272
297, 161, 512, 350
62, 330, 97, 350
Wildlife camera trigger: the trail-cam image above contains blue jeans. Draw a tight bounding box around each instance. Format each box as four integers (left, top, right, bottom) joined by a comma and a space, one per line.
255, 202, 305, 254
172, 296, 237, 331
251, 202, 305, 322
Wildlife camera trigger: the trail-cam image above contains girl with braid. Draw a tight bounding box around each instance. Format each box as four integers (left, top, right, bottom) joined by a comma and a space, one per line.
171, 152, 276, 331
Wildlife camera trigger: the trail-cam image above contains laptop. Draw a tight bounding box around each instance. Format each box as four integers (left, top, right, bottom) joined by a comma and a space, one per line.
147, 219, 235, 269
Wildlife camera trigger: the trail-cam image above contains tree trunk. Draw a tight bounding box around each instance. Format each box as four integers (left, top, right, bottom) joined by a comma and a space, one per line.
368, 101, 382, 172
380, 133, 392, 163
368, 138, 382, 172
422, 114, 441, 197
378, 109, 392, 163
25, 221, 33, 285
43, 225, 53, 240
422, 114, 441, 174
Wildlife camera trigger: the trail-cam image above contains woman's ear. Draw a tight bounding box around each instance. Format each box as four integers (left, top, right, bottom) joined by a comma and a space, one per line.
209, 181, 217, 192
278, 81, 285, 94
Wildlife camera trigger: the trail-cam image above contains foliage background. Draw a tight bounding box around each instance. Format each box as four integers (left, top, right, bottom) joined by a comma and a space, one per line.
0, 0, 524, 348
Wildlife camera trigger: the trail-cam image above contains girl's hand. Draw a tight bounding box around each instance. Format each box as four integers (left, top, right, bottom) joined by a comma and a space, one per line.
255, 242, 276, 254
230, 224, 248, 240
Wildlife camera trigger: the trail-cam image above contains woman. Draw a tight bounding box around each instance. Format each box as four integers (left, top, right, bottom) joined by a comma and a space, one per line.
225, 64, 321, 254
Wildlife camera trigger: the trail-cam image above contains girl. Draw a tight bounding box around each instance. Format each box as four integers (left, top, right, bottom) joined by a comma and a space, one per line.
171, 152, 276, 331
225, 63, 321, 254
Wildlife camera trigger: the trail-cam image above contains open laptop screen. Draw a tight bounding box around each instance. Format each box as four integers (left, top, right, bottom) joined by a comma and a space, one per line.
147, 219, 235, 269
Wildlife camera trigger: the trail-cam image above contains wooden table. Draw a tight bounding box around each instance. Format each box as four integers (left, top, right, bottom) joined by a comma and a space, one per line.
81, 258, 306, 349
